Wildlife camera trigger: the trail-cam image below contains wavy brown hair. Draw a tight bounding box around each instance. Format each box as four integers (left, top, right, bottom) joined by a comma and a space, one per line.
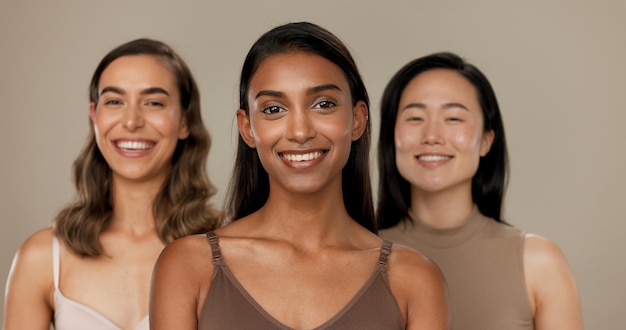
53, 38, 220, 257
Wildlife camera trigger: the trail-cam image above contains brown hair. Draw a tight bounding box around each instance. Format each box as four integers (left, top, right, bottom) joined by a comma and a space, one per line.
53, 38, 220, 256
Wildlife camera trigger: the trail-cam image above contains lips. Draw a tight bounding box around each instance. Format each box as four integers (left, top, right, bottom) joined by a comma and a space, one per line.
115, 140, 155, 151
280, 151, 326, 162
417, 154, 451, 162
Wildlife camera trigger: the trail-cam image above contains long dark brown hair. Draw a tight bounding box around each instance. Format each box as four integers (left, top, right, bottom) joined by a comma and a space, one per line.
225, 22, 376, 233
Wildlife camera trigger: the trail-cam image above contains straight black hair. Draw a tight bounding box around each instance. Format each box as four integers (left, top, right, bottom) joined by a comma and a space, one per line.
225, 22, 376, 233
377, 52, 509, 229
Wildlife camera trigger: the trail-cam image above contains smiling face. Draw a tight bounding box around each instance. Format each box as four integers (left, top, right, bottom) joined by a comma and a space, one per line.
237, 51, 367, 195
394, 69, 494, 196
89, 54, 189, 185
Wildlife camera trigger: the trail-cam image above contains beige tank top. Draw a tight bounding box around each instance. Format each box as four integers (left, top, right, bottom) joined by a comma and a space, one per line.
52, 236, 149, 330
380, 207, 534, 330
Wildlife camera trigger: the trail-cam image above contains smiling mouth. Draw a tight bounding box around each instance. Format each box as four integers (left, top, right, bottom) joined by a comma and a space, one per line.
417, 155, 451, 162
116, 141, 154, 151
281, 151, 326, 162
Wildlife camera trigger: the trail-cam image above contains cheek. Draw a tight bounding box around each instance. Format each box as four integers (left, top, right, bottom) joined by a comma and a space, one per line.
249, 121, 279, 149
304, 110, 354, 146
91, 112, 116, 138
449, 126, 482, 151
320, 118, 352, 142
394, 125, 418, 152
152, 111, 183, 136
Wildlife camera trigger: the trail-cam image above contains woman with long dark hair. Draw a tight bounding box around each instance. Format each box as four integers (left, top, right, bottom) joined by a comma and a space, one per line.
377, 52, 582, 330
150, 22, 450, 329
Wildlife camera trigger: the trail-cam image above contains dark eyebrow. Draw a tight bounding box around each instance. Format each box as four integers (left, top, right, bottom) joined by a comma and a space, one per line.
307, 84, 342, 96
100, 86, 124, 96
401, 102, 469, 111
254, 84, 342, 100
99, 86, 169, 96
255, 90, 284, 99
401, 102, 426, 111
141, 87, 169, 96
442, 102, 469, 111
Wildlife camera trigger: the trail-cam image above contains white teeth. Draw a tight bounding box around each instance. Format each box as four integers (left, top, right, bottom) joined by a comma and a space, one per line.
116, 141, 153, 151
282, 151, 323, 162
418, 155, 450, 162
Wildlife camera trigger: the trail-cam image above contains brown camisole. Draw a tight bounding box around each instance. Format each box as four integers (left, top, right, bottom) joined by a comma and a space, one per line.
198, 232, 404, 329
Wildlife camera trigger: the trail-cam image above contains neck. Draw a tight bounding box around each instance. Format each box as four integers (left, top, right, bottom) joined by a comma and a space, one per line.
410, 186, 475, 229
253, 183, 355, 251
108, 175, 164, 236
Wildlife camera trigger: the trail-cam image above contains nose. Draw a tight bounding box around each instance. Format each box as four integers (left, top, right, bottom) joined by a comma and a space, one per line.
285, 108, 316, 143
421, 120, 443, 145
121, 104, 145, 131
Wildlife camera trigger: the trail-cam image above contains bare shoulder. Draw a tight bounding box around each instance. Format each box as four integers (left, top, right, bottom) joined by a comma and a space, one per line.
19, 227, 54, 250
4, 228, 56, 329
523, 233, 583, 329
155, 233, 213, 276
525, 233, 565, 256
386, 243, 451, 329
387, 243, 442, 279
152, 233, 216, 292
11, 227, 55, 274
523, 232, 578, 278
385, 242, 446, 299
151, 234, 216, 328
524, 234, 573, 284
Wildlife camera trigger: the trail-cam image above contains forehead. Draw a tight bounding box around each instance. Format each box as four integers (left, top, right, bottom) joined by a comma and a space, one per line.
249, 52, 350, 94
401, 68, 478, 104
99, 55, 177, 90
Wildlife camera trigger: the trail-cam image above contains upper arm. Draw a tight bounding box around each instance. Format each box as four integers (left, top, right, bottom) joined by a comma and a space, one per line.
3, 229, 54, 330
149, 235, 212, 330
524, 234, 583, 330
387, 245, 451, 330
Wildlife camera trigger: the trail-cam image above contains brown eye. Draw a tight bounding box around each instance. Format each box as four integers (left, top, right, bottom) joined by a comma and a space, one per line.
145, 101, 164, 107
313, 100, 336, 109
261, 105, 284, 114
103, 99, 122, 106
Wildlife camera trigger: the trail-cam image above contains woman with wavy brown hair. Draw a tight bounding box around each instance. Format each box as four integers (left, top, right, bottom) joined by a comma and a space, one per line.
4, 38, 221, 330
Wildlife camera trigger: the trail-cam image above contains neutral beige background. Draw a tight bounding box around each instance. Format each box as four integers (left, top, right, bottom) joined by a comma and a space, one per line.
1, 0, 624, 328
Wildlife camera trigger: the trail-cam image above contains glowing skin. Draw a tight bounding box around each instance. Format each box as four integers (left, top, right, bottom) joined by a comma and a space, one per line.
394, 69, 494, 196
238, 52, 367, 195
89, 55, 189, 185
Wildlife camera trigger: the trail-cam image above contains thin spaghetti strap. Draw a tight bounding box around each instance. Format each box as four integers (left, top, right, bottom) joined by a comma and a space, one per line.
205, 231, 222, 264
52, 235, 60, 289
377, 240, 393, 269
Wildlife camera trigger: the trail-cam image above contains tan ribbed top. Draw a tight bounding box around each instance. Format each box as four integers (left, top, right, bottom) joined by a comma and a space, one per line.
380, 207, 534, 330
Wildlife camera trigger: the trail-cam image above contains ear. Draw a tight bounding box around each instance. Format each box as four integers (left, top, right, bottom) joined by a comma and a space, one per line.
236, 109, 256, 148
89, 101, 96, 122
351, 100, 369, 141
480, 130, 495, 156
178, 112, 190, 140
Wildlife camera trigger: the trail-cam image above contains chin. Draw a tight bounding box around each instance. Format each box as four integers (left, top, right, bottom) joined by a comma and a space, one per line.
412, 180, 448, 194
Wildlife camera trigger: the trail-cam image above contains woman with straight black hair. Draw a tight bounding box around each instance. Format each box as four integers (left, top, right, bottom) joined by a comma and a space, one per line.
151, 22, 450, 329
226, 21, 375, 231
377, 52, 582, 330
